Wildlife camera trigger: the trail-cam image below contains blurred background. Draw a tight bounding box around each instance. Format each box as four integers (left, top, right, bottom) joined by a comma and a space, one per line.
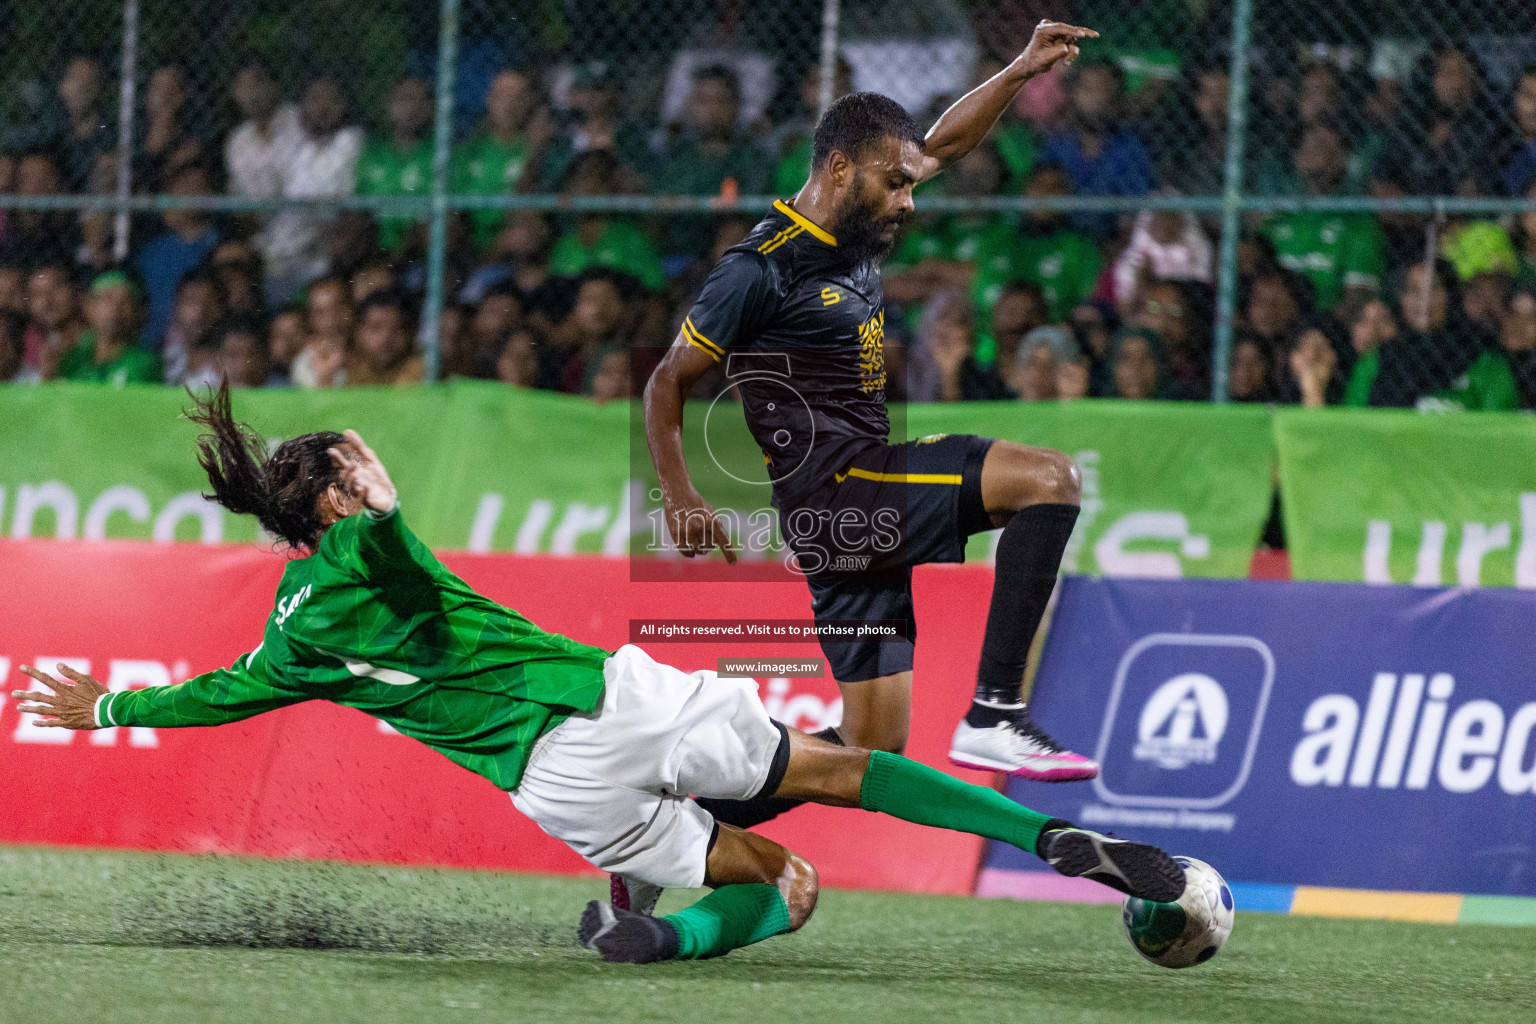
1, 0, 1535, 411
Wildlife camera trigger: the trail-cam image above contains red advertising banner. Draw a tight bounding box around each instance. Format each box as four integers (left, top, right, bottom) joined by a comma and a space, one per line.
0, 541, 994, 894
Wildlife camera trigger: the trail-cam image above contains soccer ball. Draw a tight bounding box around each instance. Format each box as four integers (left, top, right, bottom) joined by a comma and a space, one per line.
1121, 856, 1234, 969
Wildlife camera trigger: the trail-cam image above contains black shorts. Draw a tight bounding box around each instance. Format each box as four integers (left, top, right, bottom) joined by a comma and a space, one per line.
784, 433, 995, 683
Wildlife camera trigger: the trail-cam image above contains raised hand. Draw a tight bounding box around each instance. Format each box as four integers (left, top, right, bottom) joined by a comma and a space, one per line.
1017, 21, 1099, 78
12, 663, 108, 731
328, 429, 399, 514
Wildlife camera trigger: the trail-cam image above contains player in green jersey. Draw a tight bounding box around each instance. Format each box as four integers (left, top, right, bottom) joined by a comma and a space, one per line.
13, 384, 1187, 964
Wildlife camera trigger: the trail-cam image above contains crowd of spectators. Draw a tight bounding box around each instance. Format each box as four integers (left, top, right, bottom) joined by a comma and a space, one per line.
3, 17, 1536, 412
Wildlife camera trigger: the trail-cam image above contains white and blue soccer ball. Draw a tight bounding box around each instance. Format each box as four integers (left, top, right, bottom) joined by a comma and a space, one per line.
1121, 856, 1234, 969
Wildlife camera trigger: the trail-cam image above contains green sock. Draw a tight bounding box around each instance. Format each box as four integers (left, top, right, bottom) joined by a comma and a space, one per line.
662, 883, 792, 960
859, 750, 1056, 856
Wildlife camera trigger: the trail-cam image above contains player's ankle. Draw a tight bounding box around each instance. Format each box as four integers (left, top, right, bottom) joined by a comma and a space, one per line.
966, 699, 1025, 728
653, 916, 682, 960
1033, 819, 1076, 859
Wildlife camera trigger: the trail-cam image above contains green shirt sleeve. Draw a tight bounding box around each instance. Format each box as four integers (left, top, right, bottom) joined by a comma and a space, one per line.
613, 222, 665, 292
102, 644, 310, 729
1465, 352, 1520, 412
1344, 349, 1380, 407
1341, 215, 1387, 293
1067, 235, 1103, 311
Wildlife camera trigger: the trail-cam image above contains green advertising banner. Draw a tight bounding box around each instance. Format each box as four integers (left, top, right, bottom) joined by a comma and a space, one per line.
0, 385, 1275, 578
1275, 408, 1536, 587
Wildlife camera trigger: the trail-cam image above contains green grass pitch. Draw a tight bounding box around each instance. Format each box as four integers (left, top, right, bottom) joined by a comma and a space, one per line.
1, 845, 1530, 1024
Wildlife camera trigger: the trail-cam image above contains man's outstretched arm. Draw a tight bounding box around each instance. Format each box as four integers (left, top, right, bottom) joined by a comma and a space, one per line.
917, 21, 1098, 181
14, 651, 309, 731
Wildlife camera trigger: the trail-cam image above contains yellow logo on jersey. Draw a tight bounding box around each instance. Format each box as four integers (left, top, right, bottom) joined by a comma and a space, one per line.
856, 308, 886, 394
915, 433, 949, 444
821, 286, 842, 306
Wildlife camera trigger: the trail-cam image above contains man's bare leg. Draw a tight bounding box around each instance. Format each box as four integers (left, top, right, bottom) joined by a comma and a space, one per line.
690, 669, 912, 831
834, 670, 911, 753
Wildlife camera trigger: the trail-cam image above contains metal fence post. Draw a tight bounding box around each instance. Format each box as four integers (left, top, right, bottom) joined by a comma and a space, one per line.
421, 0, 462, 383
818, 0, 841, 116
1210, 0, 1254, 403
112, 0, 140, 263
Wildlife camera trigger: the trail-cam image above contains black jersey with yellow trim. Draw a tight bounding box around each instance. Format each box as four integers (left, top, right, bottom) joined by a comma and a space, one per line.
682, 199, 889, 510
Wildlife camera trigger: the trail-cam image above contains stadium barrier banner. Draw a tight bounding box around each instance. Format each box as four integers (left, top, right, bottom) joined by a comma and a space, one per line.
0, 385, 1274, 579
981, 576, 1536, 923
0, 539, 998, 894
1275, 408, 1536, 588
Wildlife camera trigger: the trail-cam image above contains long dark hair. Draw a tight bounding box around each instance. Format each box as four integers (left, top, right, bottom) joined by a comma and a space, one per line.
184, 382, 344, 551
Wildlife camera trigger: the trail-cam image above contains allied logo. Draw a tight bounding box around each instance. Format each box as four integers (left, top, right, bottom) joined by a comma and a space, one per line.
1093, 633, 1274, 810
1134, 673, 1229, 769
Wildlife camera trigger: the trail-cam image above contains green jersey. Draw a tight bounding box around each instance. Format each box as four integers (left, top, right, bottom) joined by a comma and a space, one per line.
58, 333, 162, 386
99, 506, 609, 790
889, 214, 998, 268
1421, 351, 1520, 412
452, 133, 532, 250
1263, 211, 1386, 309
976, 225, 1101, 324
548, 218, 665, 291
774, 135, 812, 197
1344, 349, 1379, 407
356, 138, 434, 251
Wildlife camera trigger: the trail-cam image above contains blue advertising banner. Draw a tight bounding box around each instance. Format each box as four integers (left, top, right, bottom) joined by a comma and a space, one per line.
983, 577, 1536, 918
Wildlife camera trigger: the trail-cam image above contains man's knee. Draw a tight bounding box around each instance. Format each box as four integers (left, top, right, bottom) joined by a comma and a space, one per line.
780, 852, 819, 931
836, 718, 907, 755
1034, 448, 1083, 506
985, 442, 1082, 512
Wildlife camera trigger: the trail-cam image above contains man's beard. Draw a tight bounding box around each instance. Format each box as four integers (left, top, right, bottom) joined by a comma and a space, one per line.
829, 186, 906, 266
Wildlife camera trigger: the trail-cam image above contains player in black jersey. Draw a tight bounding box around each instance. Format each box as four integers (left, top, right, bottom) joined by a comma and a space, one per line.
643, 22, 1100, 840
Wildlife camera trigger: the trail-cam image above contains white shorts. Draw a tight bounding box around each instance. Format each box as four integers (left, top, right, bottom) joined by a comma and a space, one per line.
511, 644, 787, 889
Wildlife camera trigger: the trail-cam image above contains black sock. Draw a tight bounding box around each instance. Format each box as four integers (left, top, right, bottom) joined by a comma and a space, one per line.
965, 700, 1025, 728
974, 503, 1080, 705
695, 726, 842, 829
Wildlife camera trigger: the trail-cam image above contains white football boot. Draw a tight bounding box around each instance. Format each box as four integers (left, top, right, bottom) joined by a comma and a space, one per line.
949, 703, 1100, 781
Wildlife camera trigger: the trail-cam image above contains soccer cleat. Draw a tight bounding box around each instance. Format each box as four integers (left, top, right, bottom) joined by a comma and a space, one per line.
948, 706, 1100, 781
609, 873, 663, 916
578, 900, 680, 963
1041, 828, 1186, 903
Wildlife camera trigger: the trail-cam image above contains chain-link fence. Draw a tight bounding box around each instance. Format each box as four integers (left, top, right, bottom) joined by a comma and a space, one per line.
0, 0, 1533, 410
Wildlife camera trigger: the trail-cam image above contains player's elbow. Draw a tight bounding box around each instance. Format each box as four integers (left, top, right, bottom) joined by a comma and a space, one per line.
780, 852, 819, 931
642, 362, 669, 409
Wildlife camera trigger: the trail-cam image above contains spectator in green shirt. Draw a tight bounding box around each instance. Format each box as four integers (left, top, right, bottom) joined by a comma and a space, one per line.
1261, 122, 1387, 311
356, 78, 434, 253
453, 70, 553, 252
547, 151, 665, 292
974, 164, 1101, 326
1422, 289, 1536, 412
769, 59, 852, 197
1346, 261, 1485, 408
535, 61, 650, 192
884, 145, 1015, 342
58, 272, 161, 386
650, 64, 770, 258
